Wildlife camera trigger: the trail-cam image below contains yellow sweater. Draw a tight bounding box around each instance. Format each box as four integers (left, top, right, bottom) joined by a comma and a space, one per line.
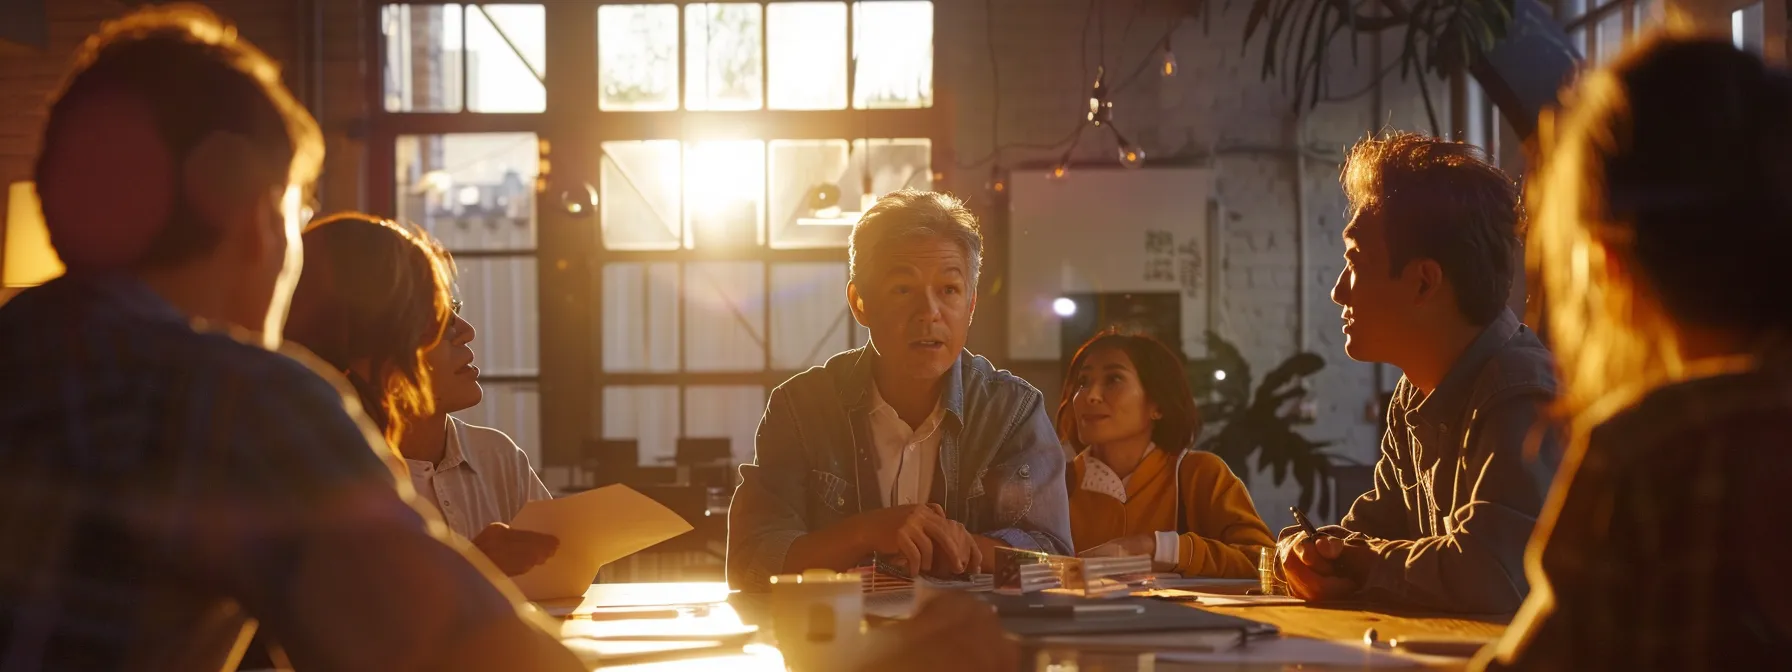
1067, 448, 1274, 578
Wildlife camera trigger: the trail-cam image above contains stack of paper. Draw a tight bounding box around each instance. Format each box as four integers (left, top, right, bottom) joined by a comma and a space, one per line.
1049, 555, 1154, 597
1081, 556, 1151, 578
991, 546, 1061, 594
994, 562, 1062, 595
854, 566, 915, 595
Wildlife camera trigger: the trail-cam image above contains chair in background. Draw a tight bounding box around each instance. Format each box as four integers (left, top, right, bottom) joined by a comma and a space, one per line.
581, 439, 639, 489
674, 437, 732, 489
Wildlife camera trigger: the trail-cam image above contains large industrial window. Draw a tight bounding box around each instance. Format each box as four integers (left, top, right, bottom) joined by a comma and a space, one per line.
372, 2, 945, 476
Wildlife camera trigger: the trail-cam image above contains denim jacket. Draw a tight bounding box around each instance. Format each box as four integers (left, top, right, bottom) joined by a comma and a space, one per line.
726, 346, 1074, 589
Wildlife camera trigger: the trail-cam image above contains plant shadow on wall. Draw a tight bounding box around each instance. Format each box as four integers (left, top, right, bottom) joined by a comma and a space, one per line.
1187, 332, 1357, 520
1170, 0, 1518, 135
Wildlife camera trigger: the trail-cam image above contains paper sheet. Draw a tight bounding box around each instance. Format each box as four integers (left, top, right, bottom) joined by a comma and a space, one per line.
507, 485, 693, 600
1155, 637, 1423, 667
1187, 592, 1307, 607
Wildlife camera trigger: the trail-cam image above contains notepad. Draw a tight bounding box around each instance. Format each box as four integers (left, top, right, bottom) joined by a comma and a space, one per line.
507, 485, 694, 600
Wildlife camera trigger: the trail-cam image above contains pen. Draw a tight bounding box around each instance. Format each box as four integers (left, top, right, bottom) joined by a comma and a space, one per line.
1290, 506, 1331, 538
999, 603, 1145, 618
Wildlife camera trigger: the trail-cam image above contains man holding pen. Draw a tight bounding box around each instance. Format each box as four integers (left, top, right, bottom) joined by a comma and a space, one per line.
1276, 134, 1564, 614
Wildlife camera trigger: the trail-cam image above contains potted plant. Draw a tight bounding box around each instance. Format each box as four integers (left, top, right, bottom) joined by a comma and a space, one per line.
1186, 331, 1347, 519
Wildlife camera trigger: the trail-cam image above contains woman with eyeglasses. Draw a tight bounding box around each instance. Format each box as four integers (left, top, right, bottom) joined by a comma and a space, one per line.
285, 213, 557, 577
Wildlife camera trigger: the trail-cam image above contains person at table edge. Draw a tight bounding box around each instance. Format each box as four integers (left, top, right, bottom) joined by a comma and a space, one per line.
1276, 133, 1564, 614
726, 189, 1074, 589
1060, 330, 1274, 578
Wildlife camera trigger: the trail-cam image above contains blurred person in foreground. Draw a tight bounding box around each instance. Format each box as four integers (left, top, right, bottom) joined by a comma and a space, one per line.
728, 190, 1073, 589
1477, 34, 1792, 670
285, 214, 557, 578
0, 7, 580, 670
1059, 330, 1273, 577
1277, 133, 1564, 613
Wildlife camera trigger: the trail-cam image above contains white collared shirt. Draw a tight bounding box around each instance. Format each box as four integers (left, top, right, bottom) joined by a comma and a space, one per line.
405, 416, 554, 540
868, 384, 947, 507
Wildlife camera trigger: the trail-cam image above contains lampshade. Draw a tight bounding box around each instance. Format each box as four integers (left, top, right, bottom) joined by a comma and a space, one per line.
4, 181, 63, 287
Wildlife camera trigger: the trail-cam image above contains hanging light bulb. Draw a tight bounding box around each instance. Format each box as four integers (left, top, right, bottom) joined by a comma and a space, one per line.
1118, 144, 1146, 168
987, 164, 1010, 194
1049, 161, 1070, 180
1114, 128, 1145, 169
1161, 42, 1178, 77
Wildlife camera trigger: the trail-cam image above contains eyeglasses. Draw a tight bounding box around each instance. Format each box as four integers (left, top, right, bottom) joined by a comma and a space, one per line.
450, 298, 464, 315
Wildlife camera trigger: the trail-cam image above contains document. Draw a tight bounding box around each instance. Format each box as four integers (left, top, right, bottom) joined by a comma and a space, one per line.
508, 485, 693, 600
1187, 592, 1307, 607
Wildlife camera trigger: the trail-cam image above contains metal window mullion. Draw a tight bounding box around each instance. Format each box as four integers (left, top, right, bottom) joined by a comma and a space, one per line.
459, 4, 469, 113
845, 0, 856, 109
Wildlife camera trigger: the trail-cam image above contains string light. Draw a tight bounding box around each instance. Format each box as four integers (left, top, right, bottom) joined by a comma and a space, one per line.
1050, 66, 1145, 176
987, 164, 1010, 193
1161, 40, 1178, 77
1118, 143, 1146, 169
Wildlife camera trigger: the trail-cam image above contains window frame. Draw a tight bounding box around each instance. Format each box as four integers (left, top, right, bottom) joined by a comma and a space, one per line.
368, 0, 951, 470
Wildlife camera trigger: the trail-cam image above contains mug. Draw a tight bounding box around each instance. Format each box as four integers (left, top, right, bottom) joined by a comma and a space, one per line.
769, 570, 867, 671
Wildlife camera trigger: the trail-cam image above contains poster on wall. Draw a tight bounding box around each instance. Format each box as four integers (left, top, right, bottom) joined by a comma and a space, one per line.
1007, 167, 1215, 361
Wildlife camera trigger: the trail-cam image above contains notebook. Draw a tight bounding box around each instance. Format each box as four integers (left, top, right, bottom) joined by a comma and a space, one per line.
980, 593, 1277, 639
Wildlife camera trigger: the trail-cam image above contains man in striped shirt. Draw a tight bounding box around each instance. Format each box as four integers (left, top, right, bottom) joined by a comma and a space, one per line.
0, 7, 580, 671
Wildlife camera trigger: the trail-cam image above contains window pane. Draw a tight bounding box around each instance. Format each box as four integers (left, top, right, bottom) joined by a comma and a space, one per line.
768, 3, 847, 110
685, 386, 765, 467
396, 133, 539, 251
684, 141, 766, 249
853, 1, 932, 109
685, 261, 765, 371
455, 257, 539, 376
1733, 2, 1765, 55
601, 386, 680, 467
1633, 0, 1654, 32
853, 138, 932, 198
455, 381, 542, 470
686, 3, 764, 110
382, 4, 464, 112
1559, 0, 1587, 21
1596, 10, 1624, 65
602, 262, 680, 372
465, 5, 546, 112
601, 140, 683, 250
771, 263, 853, 369
599, 4, 680, 111
768, 140, 851, 249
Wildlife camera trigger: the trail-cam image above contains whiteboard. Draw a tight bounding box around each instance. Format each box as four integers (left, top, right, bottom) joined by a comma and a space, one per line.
1007, 168, 1214, 360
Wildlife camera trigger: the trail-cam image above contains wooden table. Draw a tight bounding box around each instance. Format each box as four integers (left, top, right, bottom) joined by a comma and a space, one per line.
1196, 602, 1506, 643
555, 583, 1510, 671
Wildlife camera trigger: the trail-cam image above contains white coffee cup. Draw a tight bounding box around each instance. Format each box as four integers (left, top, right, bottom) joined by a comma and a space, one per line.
769, 570, 867, 671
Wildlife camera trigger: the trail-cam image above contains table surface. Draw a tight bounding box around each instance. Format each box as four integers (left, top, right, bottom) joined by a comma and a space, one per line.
560, 583, 1510, 671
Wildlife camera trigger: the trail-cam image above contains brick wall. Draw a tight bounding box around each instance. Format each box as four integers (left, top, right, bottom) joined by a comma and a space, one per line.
0, 0, 368, 223
938, 0, 1447, 521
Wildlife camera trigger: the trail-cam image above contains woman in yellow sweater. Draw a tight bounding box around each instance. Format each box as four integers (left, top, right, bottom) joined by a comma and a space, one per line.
1058, 331, 1274, 578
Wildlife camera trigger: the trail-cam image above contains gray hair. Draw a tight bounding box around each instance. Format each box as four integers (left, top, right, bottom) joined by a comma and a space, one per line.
847, 189, 984, 290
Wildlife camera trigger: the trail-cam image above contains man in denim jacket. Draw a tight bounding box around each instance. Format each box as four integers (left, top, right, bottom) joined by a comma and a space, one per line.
727, 190, 1073, 590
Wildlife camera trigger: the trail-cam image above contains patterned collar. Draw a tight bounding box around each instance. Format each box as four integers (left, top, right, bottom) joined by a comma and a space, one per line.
1077, 444, 1157, 503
